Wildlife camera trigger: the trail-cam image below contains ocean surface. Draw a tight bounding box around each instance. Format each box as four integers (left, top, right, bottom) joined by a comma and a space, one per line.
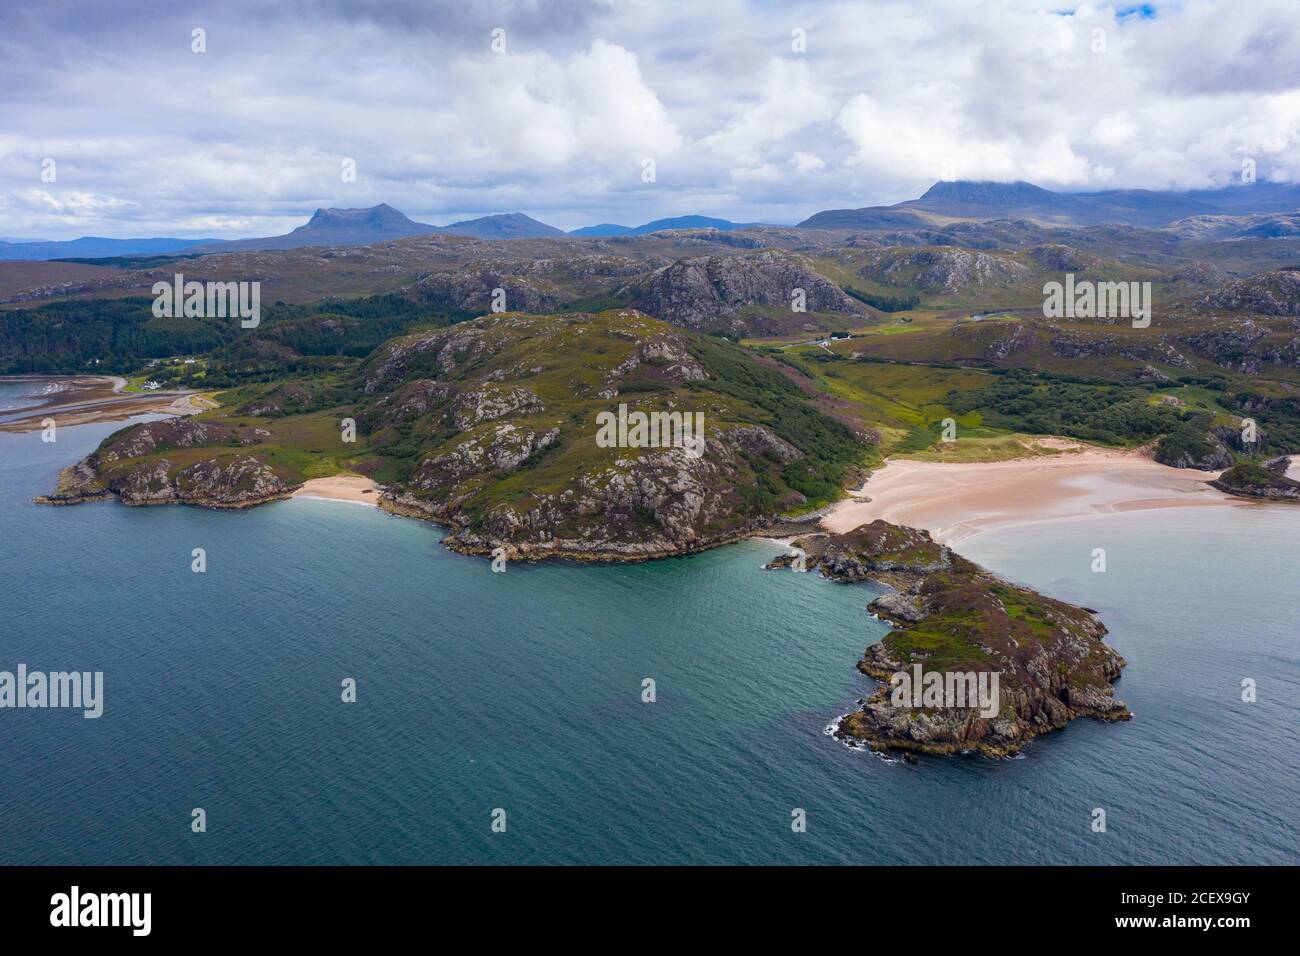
1, 382, 1296, 865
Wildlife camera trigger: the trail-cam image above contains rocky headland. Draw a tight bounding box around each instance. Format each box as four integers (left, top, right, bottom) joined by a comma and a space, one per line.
768, 520, 1130, 757
1211, 457, 1300, 501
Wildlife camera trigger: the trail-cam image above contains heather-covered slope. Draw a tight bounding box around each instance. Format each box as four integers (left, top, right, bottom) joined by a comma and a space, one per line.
38, 309, 868, 560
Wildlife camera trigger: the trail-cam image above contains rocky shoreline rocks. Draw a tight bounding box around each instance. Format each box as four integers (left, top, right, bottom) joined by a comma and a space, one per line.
1210, 457, 1300, 501
768, 521, 1130, 757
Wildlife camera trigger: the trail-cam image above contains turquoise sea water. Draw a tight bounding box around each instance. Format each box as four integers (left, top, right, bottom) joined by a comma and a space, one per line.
1, 388, 1297, 865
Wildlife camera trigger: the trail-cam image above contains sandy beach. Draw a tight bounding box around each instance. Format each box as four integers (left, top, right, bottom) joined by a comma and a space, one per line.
292, 475, 381, 505
823, 446, 1247, 545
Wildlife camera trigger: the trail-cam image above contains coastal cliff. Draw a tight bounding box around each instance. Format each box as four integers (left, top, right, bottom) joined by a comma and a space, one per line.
770, 521, 1130, 757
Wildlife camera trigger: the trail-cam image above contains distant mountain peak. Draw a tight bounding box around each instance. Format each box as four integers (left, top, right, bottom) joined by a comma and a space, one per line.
438, 212, 565, 239
569, 214, 769, 237
918, 180, 1059, 204
303, 203, 418, 230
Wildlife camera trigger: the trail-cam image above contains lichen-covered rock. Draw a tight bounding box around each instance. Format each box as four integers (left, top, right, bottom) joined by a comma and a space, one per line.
782, 521, 1129, 757
626, 251, 865, 333
1196, 269, 1300, 316
858, 247, 1030, 294
447, 384, 543, 430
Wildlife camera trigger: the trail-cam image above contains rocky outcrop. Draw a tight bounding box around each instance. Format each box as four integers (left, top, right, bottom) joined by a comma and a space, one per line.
1181, 318, 1300, 373
626, 251, 864, 333
34, 417, 290, 509
38, 309, 864, 564
1048, 329, 1194, 367
37, 453, 293, 509
1169, 261, 1229, 286
1196, 269, 1300, 317
858, 247, 1030, 295
90, 418, 267, 465
1026, 243, 1098, 273
770, 521, 1129, 757
1211, 459, 1300, 501
447, 384, 544, 430
1153, 420, 1258, 470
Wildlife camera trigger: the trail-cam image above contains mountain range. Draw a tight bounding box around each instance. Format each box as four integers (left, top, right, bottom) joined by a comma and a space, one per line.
7, 178, 1300, 262
800, 179, 1300, 230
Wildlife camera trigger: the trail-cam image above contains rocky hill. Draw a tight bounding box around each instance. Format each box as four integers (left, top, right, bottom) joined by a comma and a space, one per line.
855, 246, 1032, 294
1197, 268, 1300, 316
623, 251, 868, 334
769, 521, 1129, 756
37, 309, 867, 560
1211, 458, 1300, 500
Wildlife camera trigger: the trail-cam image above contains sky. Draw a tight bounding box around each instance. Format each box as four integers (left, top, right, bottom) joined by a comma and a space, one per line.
2, 0, 1300, 239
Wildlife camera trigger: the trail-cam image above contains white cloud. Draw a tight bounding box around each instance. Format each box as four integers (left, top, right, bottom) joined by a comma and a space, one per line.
3, 0, 1300, 237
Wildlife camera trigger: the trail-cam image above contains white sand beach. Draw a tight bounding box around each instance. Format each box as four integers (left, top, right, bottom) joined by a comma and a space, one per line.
823, 447, 1246, 545
291, 475, 381, 505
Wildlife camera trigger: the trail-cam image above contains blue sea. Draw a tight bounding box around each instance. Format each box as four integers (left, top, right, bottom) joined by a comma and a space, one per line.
1, 382, 1297, 865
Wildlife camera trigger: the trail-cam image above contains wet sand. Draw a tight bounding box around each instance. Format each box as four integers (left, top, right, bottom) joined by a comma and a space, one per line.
0, 375, 210, 432
292, 475, 381, 505
823, 447, 1242, 545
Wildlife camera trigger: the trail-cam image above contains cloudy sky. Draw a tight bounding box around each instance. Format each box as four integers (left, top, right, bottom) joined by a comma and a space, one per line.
3, 0, 1300, 239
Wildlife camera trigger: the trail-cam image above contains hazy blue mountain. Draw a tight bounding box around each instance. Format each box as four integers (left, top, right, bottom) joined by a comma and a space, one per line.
0, 236, 218, 261
800, 180, 1300, 230
568, 222, 636, 236
183, 204, 439, 253
570, 215, 769, 237
438, 212, 565, 239
795, 207, 934, 231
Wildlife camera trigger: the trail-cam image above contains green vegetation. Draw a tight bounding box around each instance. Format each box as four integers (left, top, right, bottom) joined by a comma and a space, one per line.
843, 285, 920, 312
0, 293, 466, 376
944, 370, 1188, 445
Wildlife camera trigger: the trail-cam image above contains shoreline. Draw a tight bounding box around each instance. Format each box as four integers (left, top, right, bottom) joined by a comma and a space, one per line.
17, 380, 1288, 563
822, 445, 1248, 547
291, 475, 381, 506
0, 374, 211, 432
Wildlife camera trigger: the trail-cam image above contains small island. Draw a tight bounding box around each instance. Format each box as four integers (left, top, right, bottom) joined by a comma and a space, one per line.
769, 521, 1130, 757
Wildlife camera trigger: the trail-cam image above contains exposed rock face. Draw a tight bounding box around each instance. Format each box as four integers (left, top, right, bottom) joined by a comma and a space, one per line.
1153, 421, 1257, 471
954, 321, 1036, 360
38, 453, 292, 508
415, 271, 556, 314
770, 521, 1129, 757
1197, 269, 1300, 316
858, 247, 1030, 294
358, 310, 860, 560
1026, 243, 1098, 273
447, 384, 544, 430
409, 423, 560, 487
1048, 329, 1194, 367
90, 418, 266, 464
1153, 432, 1236, 470
1181, 318, 1300, 373
1169, 261, 1229, 286
626, 251, 864, 333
